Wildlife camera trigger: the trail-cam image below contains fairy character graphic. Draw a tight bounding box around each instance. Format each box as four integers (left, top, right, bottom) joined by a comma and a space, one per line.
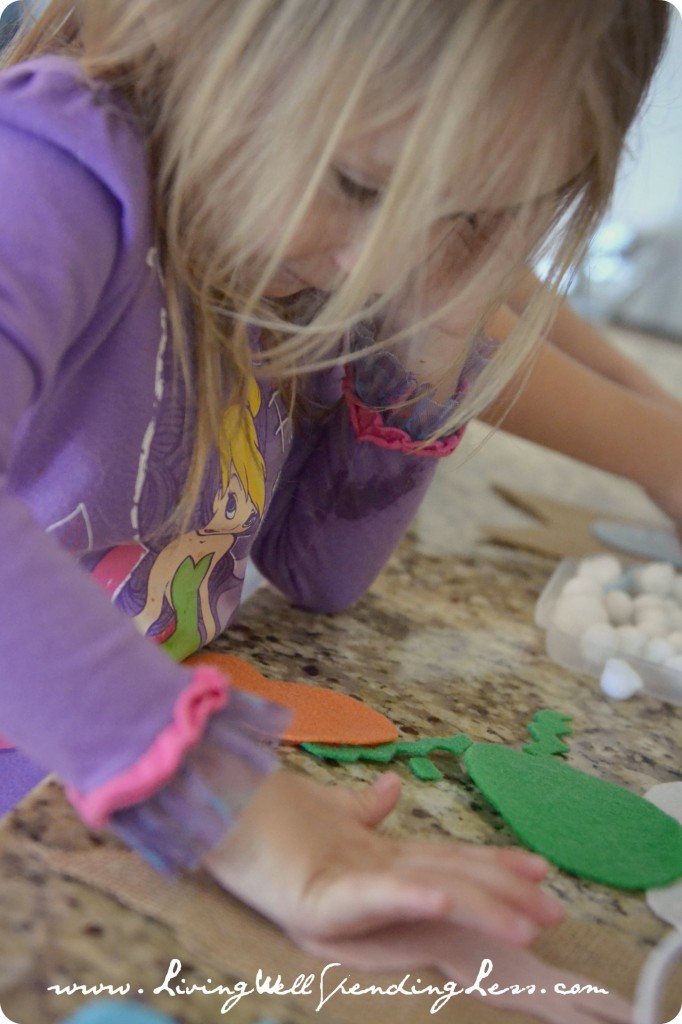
124, 377, 266, 660
81, 371, 268, 662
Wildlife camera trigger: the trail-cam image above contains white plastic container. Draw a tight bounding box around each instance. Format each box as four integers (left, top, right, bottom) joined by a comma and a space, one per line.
535, 558, 682, 706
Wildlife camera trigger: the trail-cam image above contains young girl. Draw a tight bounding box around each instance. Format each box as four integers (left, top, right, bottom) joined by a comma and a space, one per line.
0, 0, 676, 965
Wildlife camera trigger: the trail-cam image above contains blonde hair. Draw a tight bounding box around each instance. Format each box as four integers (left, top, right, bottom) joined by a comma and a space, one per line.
218, 376, 265, 517
5, 0, 670, 525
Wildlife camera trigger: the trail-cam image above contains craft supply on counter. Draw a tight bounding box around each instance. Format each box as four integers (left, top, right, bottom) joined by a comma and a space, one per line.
185, 651, 398, 745
592, 521, 682, 569
304, 712, 682, 892
535, 555, 682, 705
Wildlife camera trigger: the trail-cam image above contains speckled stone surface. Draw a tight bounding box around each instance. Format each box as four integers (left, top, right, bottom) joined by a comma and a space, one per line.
224, 541, 681, 943
0, 327, 681, 1023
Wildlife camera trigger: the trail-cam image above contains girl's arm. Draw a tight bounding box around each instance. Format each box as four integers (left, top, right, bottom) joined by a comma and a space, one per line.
0, 59, 285, 873
480, 305, 682, 527
507, 269, 679, 407
250, 327, 493, 613
251, 398, 443, 613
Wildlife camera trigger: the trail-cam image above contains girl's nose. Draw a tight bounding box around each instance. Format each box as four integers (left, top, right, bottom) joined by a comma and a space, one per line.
332, 244, 400, 295
332, 244, 361, 275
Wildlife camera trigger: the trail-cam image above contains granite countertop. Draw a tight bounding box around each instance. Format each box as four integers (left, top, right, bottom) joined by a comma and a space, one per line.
1, 329, 681, 1023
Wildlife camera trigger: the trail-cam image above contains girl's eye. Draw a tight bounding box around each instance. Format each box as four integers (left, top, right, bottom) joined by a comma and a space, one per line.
225, 493, 237, 520
334, 169, 382, 206
451, 212, 479, 231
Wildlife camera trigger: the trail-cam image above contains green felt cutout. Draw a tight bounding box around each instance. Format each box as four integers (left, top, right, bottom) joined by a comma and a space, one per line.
463, 743, 682, 890
301, 734, 473, 777
302, 741, 399, 764
408, 756, 444, 781
302, 713, 682, 892
523, 710, 573, 758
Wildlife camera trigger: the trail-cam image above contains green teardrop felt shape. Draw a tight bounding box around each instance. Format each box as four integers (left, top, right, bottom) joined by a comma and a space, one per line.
463, 744, 682, 891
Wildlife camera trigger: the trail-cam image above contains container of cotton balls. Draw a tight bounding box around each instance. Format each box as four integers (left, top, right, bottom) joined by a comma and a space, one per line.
535, 555, 682, 706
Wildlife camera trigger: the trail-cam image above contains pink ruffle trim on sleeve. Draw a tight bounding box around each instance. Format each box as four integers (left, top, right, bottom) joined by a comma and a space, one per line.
65, 666, 229, 829
342, 367, 465, 457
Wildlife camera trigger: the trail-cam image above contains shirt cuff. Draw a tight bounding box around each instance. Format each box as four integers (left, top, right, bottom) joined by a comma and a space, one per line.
64, 666, 292, 873
342, 366, 466, 457
108, 689, 291, 873
346, 325, 500, 450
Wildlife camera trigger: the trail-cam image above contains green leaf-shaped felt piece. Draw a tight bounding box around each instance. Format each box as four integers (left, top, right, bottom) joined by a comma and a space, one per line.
523, 710, 573, 758
463, 743, 682, 890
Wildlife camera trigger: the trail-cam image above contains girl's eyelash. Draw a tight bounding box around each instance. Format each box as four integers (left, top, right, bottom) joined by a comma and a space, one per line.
452, 212, 479, 230
334, 169, 382, 205
333, 169, 482, 231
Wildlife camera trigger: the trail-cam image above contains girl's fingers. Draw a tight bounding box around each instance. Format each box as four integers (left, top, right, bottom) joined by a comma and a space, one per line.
303, 862, 550, 946
331, 771, 403, 828
394, 855, 564, 929
399, 838, 551, 881
301, 870, 453, 940
389, 842, 563, 924
466, 845, 551, 882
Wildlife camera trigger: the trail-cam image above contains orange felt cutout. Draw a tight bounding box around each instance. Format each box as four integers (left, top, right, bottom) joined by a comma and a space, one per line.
184, 651, 398, 746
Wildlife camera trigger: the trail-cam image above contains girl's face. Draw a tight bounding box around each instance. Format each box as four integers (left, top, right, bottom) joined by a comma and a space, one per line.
262, 114, 583, 302
263, 119, 420, 297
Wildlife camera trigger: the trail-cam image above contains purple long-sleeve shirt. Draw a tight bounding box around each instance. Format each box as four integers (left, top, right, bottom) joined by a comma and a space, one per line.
0, 56, 444, 824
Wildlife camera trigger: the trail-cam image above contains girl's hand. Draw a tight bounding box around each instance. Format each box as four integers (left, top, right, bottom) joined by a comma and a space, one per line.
202, 770, 564, 949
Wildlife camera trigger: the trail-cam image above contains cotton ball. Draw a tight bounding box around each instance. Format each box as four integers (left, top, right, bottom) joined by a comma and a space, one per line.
577, 555, 622, 586
636, 562, 675, 596
643, 637, 678, 665
663, 654, 682, 673
580, 623, 619, 667
600, 658, 643, 700
666, 631, 682, 653
616, 625, 647, 658
553, 595, 608, 637
633, 594, 667, 615
604, 590, 633, 626
668, 607, 682, 630
637, 613, 670, 638
561, 576, 603, 599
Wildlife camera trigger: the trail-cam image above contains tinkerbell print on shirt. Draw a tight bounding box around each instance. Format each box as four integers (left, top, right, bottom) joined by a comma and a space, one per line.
47, 288, 290, 663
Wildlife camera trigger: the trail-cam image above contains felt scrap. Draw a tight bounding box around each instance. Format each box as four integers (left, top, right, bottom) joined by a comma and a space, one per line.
463, 743, 682, 891
407, 756, 444, 781
483, 484, 641, 561
302, 734, 473, 780
185, 651, 398, 746
523, 710, 573, 758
